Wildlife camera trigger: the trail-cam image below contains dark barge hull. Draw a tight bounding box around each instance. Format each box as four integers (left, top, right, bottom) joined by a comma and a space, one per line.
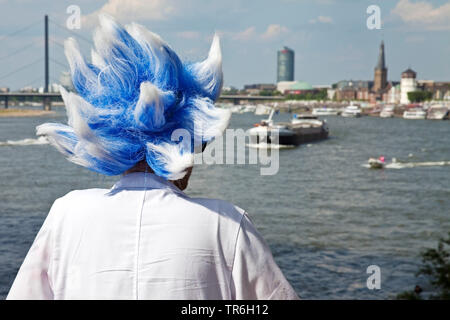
251, 127, 329, 146
272, 127, 328, 146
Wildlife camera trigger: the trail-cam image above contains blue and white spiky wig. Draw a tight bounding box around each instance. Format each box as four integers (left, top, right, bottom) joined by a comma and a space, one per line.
37, 15, 230, 180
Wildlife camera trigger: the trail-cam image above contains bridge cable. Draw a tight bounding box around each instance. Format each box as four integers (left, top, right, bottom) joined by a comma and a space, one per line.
0, 57, 44, 81
22, 75, 44, 88
0, 40, 40, 61
50, 57, 68, 68
0, 19, 41, 42
48, 18, 93, 45
49, 37, 65, 49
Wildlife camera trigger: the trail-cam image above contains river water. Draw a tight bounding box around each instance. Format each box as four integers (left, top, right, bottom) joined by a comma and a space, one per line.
0, 107, 449, 299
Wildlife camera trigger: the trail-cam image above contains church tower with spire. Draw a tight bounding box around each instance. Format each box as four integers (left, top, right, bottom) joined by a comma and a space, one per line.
373, 41, 387, 92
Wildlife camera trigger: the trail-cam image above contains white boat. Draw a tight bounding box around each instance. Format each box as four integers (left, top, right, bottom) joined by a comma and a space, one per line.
368, 158, 385, 169
248, 110, 328, 147
341, 105, 362, 118
403, 108, 426, 120
312, 107, 339, 116
242, 104, 256, 113
379, 105, 395, 118
254, 104, 272, 115
426, 104, 449, 120
230, 105, 244, 113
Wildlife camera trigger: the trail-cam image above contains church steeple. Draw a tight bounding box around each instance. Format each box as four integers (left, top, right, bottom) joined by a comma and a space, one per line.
373, 40, 387, 93
376, 41, 386, 70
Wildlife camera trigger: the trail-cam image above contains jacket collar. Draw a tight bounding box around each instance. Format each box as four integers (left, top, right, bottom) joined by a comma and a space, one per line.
109, 172, 184, 195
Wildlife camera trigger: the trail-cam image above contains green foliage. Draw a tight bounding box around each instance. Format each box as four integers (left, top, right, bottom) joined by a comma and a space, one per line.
407, 91, 432, 103
396, 233, 450, 300
396, 291, 422, 300
221, 88, 239, 95
259, 90, 281, 96
285, 89, 327, 101
417, 233, 450, 299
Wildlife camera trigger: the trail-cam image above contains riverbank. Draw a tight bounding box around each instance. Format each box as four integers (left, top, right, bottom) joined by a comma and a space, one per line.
0, 109, 55, 117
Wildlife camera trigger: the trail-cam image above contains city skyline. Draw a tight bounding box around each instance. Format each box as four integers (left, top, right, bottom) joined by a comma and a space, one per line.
0, 0, 449, 90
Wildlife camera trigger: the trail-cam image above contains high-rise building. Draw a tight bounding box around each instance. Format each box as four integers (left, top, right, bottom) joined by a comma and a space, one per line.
373, 41, 387, 93
277, 46, 294, 82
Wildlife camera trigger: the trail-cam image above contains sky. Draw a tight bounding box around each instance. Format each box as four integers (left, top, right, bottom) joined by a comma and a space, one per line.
0, 0, 449, 90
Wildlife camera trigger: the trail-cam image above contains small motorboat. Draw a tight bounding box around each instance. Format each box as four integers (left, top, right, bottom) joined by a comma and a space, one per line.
426, 104, 449, 120
312, 107, 339, 116
403, 108, 426, 120
379, 105, 395, 118
368, 156, 386, 169
341, 104, 362, 118
254, 104, 272, 115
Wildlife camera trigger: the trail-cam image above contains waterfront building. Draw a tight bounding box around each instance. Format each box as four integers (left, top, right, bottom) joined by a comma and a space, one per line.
335, 80, 372, 91
284, 81, 313, 94
243, 83, 277, 95
313, 84, 332, 90
357, 87, 370, 101
400, 68, 417, 104
277, 81, 296, 94
373, 41, 388, 93
369, 41, 391, 103
277, 81, 321, 96
277, 46, 294, 82
333, 42, 394, 103
330, 41, 449, 104
335, 89, 357, 101
221, 86, 238, 95
327, 88, 336, 100
334, 80, 372, 101
51, 83, 60, 93
19, 86, 37, 93
387, 83, 401, 104
417, 80, 450, 101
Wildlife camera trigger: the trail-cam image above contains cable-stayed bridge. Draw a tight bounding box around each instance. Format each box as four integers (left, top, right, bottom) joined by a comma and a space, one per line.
0, 15, 94, 110
0, 16, 283, 110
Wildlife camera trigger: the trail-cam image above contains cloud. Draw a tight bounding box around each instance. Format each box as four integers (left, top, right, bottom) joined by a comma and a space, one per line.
177, 31, 200, 39
282, 0, 334, 4
261, 24, 289, 39
309, 15, 333, 24
317, 16, 333, 23
82, 0, 177, 27
404, 35, 425, 43
230, 24, 290, 41
391, 0, 450, 30
232, 27, 256, 41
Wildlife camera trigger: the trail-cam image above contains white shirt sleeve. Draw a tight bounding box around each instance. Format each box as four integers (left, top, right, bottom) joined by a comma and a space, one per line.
231, 212, 300, 300
6, 200, 59, 300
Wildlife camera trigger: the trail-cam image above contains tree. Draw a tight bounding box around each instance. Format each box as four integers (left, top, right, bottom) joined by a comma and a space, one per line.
260, 90, 281, 96
407, 91, 432, 103
397, 233, 450, 300
284, 89, 327, 101
221, 88, 238, 95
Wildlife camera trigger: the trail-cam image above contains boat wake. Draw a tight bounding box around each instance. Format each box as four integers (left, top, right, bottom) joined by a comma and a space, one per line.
0, 136, 49, 146
362, 160, 450, 169
385, 161, 450, 169
246, 143, 296, 149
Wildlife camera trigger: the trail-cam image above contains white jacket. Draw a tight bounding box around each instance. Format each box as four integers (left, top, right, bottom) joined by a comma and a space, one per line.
7, 172, 299, 300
